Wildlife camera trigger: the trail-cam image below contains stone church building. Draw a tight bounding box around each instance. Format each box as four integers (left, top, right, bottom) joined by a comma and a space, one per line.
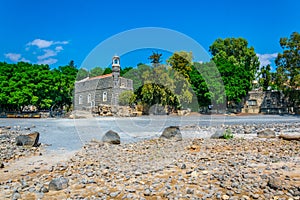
74, 56, 133, 111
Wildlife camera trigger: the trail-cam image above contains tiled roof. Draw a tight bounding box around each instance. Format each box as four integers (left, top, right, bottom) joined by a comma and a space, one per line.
76, 73, 112, 83
88, 73, 112, 80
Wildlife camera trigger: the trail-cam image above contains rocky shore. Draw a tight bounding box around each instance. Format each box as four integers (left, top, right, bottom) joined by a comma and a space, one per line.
0, 122, 299, 199
0, 126, 42, 164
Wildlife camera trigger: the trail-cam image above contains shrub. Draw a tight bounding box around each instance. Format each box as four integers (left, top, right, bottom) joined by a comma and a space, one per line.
223, 129, 234, 139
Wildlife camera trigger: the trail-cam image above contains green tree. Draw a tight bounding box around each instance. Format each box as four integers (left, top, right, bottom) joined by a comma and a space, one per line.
189, 63, 210, 108
167, 51, 193, 80
76, 68, 89, 81
118, 90, 136, 106
275, 32, 300, 89
120, 66, 133, 76
259, 65, 272, 90
209, 37, 260, 104
191, 61, 226, 112
148, 51, 162, 67
123, 64, 151, 91
90, 67, 104, 77
275, 32, 300, 111
103, 67, 112, 75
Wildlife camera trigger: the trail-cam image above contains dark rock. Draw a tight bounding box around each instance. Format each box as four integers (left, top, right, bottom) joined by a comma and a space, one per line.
0, 162, 4, 168
40, 186, 49, 193
186, 188, 194, 194
16, 132, 40, 147
102, 130, 120, 144
48, 177, 69, 191
160, 126, 182, 141
211, 129, 224, 139
149, 104, 167, 115
267, 177, 282, 190
181, 163, 186, 169
257, 129, 276, 138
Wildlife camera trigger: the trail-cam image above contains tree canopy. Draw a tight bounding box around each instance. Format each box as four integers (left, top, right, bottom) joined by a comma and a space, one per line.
275, 32, 300, 109
209, 37, 260, 103
0, 61, 77, 112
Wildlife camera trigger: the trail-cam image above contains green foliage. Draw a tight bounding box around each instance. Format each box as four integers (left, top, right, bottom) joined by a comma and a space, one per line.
189, 61, 226, 111
275, 32, 300, 109
123, 64, 151, 91
209, 37, 260, 104
258, 65, 273, 90
136, 83, 180, 109
103, 67, 112, 75
89, 67, 103, 77
275, 32, 300, 88
120, 67, 133, 76
223, 129, 234, 139
0, 61, 77, 112
148, 51, 162, 67
123, 54, 196, 111
167, 51, 193, 80
76, 68, 89, 81
118, 90, 136, 106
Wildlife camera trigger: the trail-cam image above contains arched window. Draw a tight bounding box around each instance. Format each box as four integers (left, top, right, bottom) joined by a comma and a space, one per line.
103, 91, 107, 102
87, 93, 91, 103
79, 95, 83, 105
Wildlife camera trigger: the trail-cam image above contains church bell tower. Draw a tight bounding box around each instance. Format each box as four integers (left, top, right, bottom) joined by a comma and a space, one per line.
112, 56, 120, 88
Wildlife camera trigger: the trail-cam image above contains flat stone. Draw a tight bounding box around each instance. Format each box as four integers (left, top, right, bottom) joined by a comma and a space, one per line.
257, 129, 276, 138
16, 132, 40, 147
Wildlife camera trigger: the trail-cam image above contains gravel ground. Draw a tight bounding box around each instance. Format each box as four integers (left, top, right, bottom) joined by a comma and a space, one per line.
0, 118, 300, 199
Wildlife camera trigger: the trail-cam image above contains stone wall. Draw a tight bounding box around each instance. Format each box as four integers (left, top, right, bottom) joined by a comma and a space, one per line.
242, 90, 288, 114
74, 75, 133, 112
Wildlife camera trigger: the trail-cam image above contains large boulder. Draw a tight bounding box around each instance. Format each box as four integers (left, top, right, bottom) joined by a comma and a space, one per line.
48, 177, 69, 191
149, 104, 167, 115
16, 132, 40, 147
257, 129, 276, 138
102, 130, 121, 144
160, 126, 182, 141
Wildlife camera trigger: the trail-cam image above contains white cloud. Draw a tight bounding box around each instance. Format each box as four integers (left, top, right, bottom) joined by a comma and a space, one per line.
54, 41, 69, 45
37, 58, 58, 65
55, 46, 63, 52
7, 38, 69, 66
27, 39, 69, 49
27, 39, 53, 48
4, 53, 21, 62
37, 49, 57, 60
257, 53, 278, 67
4, 53, 30, 63
20, 58, 31, 63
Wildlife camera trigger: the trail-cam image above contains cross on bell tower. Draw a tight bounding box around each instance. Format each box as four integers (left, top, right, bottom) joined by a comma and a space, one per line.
112, 56, 120, 88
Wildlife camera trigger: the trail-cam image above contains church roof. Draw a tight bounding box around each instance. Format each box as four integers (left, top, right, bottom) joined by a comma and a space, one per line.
76, 73, 112, 83
89, 73, 112, 80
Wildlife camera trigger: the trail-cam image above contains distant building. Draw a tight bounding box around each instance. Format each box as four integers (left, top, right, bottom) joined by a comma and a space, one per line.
74, 56, 133, 111
242, 90, 288, 114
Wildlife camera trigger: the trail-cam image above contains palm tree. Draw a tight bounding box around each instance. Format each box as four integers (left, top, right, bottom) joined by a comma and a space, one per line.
148, 51, 162, 67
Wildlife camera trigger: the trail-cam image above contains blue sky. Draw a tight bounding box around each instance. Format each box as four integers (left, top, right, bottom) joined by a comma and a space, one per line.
0, 0, 299, 69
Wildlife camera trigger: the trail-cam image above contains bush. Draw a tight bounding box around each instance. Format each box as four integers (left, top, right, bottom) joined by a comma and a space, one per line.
119, 90, 136, 106
223, 129, 234, 139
